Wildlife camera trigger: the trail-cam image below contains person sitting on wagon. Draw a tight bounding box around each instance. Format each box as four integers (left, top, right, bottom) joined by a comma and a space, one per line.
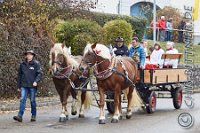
113, 36, 129, 56
164, 41, 179, 68
145, 42, 164, 69
129, 37, 146, 69
141, 40, 148, 57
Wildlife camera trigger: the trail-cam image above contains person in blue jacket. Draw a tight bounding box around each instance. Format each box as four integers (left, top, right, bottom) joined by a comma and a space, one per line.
113, 36, 129, 56
13, 50, 42, 122
129, 37, 146, 69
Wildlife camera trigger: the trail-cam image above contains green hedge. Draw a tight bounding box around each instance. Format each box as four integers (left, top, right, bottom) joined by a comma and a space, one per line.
54, 19, 103, 55
103, 19, 133, 45
90, 12, 147, 41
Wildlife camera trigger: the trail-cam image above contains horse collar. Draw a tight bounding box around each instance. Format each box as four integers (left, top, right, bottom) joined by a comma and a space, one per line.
93, 57, 116, 80
52, 65, 74, 79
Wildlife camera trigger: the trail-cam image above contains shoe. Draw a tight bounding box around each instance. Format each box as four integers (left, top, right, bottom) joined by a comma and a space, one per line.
13, 116, 22, 122
31, 116, 36, 122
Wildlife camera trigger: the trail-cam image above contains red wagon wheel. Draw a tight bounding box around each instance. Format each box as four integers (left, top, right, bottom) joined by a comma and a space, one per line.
146, 91, 157, 113
172, 87, 183, 109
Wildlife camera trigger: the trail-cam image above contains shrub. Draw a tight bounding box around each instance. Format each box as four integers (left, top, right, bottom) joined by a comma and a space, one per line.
90, 12, 147, 41
54, 19, 103, 55
103, 19, 133, 45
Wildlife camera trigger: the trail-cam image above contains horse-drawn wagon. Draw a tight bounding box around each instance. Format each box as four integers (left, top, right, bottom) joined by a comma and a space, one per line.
50, 43, 188, 124
106, 53, 187, 114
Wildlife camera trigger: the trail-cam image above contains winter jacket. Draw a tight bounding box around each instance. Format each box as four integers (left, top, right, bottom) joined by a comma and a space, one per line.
159, 19, 166, 30
18, 59, 42, 88
129, 44, 146, 68
113, 44, 129, 56
167, 21, 173, 31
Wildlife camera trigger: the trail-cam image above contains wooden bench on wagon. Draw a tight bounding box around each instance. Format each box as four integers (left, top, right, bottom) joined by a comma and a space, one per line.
141, 53, 187, 85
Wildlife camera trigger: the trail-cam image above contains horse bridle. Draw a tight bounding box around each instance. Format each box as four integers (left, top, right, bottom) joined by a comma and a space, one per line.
82, 50, 114, 80
52, 57, 89, 90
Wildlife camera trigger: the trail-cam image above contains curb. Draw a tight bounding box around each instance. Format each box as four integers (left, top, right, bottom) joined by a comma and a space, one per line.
0, 96, 61, 112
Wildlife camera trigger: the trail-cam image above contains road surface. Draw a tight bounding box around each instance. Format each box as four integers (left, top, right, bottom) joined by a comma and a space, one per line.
0, 93, 199, 133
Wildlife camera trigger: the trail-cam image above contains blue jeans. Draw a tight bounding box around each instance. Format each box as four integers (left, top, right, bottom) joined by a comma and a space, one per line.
166, 31, 172, 41
18, 87, 37, 117
159, 30, 166, 41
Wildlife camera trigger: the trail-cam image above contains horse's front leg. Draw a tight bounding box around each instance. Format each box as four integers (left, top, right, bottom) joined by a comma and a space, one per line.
71, 98, 78, 116
79, 91, 86, 118
71, 88, 78, 116
126, 86, 134, 119
111, 84, 121, 123
59, 86, 70, 122
98, 87, 106, 124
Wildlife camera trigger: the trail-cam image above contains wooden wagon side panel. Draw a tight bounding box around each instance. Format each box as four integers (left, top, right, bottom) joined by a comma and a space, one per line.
143, 69, 187, 84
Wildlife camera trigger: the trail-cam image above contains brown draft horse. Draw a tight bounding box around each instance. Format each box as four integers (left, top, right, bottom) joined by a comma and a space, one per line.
80, 43, 141, 124
49, 43, 92, 122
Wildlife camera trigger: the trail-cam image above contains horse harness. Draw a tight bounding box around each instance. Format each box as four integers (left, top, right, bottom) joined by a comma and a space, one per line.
52, 61, 89, 90
93, 56, 135, 87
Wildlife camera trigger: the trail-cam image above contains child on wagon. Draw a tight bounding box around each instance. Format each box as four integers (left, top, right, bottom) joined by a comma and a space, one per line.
145, 42, 164, 69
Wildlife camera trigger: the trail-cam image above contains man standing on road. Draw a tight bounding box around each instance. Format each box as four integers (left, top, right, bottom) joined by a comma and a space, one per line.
13, 50, 42, 122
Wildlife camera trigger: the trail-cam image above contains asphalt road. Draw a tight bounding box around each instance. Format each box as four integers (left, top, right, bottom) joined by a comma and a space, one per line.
0, 93, 199, 133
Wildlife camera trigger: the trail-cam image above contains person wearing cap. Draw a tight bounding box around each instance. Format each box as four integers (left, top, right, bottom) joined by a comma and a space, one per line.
113, 36, 129, 56
164, 41, 179, 68
13, 50, 42, 122
129, 37, 146, 69
146, 42, 165, 69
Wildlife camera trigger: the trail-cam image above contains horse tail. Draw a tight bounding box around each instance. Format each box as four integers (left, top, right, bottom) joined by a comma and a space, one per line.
83, 83, 93, 110
131, 88, 143, 108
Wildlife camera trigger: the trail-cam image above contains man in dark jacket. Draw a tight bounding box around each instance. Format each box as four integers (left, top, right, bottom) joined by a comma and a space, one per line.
13, 50, 41, 122
113, 36, 129, 56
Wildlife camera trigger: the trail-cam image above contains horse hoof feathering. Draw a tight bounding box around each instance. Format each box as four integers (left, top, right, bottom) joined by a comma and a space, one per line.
99, 119, 106, 124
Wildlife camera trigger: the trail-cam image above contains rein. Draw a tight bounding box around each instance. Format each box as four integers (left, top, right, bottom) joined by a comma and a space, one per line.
52, 65, 74, 79
93, 57, 115, 80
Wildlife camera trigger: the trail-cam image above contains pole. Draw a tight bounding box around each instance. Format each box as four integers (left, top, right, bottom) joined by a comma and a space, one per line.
153, 0, 156, 44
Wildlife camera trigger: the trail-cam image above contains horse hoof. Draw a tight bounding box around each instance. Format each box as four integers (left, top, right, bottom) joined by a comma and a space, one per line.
99, 119, 106, 124
111, 118, 119, 123
59, 117, 67, 123
126, 114, 132, 119
71, 111, 77, 116
79, 114, 85, 118
119, 115, 123, 120
66, 115, 69, 120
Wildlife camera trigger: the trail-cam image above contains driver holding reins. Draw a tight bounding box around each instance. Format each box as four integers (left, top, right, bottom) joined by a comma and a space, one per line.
129, 37, 146, 69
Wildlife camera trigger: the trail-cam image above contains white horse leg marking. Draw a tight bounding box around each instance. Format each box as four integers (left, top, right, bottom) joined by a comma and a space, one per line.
71, 98, 78, 115
113, 108, 120, 120
99, 107, 105, 120
79, 104, 85, 117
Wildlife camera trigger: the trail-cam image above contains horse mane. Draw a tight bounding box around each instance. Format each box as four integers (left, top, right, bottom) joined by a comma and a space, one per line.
84, 43, 111, 60
50, 43, 79, 68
